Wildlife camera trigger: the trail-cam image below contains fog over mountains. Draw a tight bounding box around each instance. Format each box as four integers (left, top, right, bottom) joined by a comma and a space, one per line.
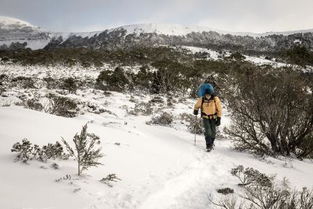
1, 16, 313, 52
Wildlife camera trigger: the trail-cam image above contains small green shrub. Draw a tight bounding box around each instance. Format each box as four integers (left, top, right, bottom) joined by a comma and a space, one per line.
62, 124, 103, 176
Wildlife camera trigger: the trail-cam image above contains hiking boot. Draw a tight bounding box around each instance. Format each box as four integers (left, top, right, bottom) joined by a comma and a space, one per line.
206, 145, 213, 152
206, 144, 215, 152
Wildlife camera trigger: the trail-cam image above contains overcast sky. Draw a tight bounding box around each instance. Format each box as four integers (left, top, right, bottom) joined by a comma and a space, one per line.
1, 0, 313, 33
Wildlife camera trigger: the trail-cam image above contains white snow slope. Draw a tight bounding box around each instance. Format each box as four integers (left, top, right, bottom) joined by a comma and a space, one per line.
0, 65, 313, 209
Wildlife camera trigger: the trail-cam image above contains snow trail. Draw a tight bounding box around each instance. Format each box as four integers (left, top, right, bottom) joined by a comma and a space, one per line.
136, 143, 234, 209
1, 104, 313, 209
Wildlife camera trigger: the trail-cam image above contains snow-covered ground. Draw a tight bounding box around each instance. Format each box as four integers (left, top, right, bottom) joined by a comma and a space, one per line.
181, 45, 289, 67
244, 55, 288, 67
181, 46, 220, 60
0, 64, 313, 209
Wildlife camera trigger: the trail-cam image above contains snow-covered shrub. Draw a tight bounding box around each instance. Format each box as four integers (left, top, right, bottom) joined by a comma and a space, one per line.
231, 165, 273, 188
47, 93, 79, 117
51, 162, 59, 169
226, 52, 245, 61
40, 142, 68, 161
96, 67, 130, 91
11, 76, 35, 89
61, 77, 78, 93
11, 139, 33, 163
148, 112, 173, 126
212, 166, 313, 209
180, 113, 203, 134
62, 124, 103, 176
216, 187, 234, 195
166, 96, 175, 107
128, 102, 153, 116
225, 67, 313, 158
0, 74, 8, 84
86, 102, 114, 115
132, 65, 153, 90
26, 98, 44, 111
149, 96, 164, 104
43, 77, 60, 89
55, 174, 72, 182
99, 174, 121, 187
11, 139, 67, 163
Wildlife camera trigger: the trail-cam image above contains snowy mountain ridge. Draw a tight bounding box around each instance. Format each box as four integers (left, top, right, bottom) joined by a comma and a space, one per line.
2, 16, 313, 51
108, 23, 227, 36
2, 16, 312, 37
109, 23, 313, 37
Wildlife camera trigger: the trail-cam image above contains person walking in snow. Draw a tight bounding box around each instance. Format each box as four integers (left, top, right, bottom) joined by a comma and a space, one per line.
193, 83, 222, 152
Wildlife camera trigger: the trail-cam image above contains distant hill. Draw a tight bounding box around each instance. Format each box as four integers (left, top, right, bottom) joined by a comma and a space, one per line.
1, 16, 313, 53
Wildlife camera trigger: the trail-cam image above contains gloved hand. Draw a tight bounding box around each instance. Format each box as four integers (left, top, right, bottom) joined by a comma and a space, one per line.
216, 117, 221, 126
193, 109, 198, 116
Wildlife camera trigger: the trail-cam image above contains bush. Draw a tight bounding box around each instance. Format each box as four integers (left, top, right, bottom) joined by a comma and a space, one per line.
231, 165, 273, 188
11, 76, 35, 89
11, 139, 33, 163
62, 124, 103, 176
47, 93, 79, 117
99, 174, 121, 187
96, 67, 130, 91
211, 165, 313, 209
148, 112, 173, 126
129, 102, 153, 116
225, 68, 313, 158
217, 188, 234, 195
282, 45, 313, 66
180, 113, 203, 134
0, 74, 8, 84
41, 141, 67, 160
26, 98, 44, 111
62, 77, 78, 93
11, 139, 68, 163
132, 65, 153, 90
227, 52, 245, 61
44, 77, 59, 89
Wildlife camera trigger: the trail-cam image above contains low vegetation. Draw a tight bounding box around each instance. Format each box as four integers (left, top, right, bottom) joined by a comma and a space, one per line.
211, 165, 313, 209
224, 67, 313, 158
62, 123, 103, 176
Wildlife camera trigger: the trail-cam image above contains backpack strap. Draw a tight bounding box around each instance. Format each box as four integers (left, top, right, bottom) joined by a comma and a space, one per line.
200, 97, 204, 117
213, 96, 218, 114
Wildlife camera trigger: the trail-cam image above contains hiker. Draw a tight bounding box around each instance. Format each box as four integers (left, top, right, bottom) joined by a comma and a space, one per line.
193, 83, 222, 151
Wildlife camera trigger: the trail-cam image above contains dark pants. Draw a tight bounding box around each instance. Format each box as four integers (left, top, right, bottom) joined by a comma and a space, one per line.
203, 118, 216, 148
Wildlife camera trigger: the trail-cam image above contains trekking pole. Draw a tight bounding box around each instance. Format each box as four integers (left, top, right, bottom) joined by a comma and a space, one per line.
194, 115, 197, 145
